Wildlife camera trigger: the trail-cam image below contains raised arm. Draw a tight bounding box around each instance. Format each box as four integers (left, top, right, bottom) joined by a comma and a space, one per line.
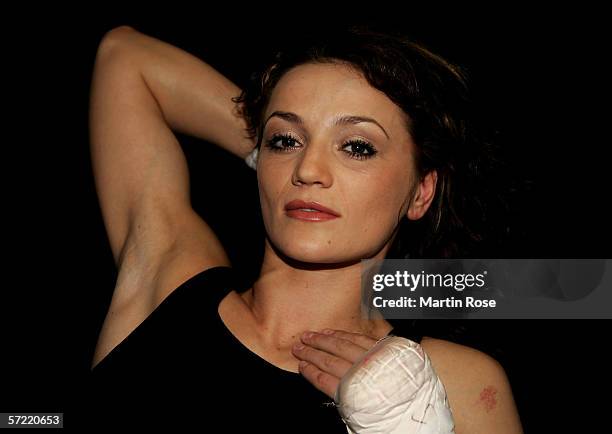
90, 26, 253, 366
90, 25, 254, 265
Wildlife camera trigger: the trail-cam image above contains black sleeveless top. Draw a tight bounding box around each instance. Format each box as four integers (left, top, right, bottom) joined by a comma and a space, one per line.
86, 266, 432, 431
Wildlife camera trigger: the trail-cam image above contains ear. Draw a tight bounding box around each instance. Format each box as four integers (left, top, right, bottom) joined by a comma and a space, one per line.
407, 170, 437, 221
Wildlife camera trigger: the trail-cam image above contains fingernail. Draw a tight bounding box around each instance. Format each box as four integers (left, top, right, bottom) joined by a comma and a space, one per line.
293, 343, 305, 350
302, 331, 314, 340
299, 361, 308, 369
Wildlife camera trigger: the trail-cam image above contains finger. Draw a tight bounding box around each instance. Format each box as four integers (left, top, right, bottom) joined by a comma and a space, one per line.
301, 332, 369, 364
319, 329, 380, 351
298, 361, 339, 400
292, 342, 353, 378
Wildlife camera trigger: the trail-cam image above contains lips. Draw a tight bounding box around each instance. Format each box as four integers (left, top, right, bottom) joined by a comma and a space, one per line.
284, 200, 341, 221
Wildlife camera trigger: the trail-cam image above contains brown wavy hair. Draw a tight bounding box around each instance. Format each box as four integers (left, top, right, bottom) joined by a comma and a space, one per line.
232, 24, 524, 259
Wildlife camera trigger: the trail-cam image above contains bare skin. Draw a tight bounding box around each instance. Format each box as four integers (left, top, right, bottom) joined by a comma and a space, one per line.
90, 26, 523, 433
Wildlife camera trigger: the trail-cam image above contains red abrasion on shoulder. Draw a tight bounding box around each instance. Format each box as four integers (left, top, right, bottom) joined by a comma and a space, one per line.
479, 385, 498, 413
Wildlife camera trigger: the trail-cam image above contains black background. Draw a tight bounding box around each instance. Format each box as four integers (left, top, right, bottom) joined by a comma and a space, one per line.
2, 6, 609, 432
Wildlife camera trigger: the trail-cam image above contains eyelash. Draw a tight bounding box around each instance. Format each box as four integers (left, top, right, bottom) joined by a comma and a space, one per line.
264, 133, 378, 160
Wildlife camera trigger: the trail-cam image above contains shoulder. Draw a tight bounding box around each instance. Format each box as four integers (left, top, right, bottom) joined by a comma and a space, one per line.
420, 337, 524, 434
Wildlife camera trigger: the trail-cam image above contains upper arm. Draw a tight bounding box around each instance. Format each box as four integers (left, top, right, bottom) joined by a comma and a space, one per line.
89, 27, 229, 270
422, 338, 524, 434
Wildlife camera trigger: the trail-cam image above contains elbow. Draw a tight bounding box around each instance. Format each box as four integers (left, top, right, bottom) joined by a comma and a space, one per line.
95, 25, 138, 63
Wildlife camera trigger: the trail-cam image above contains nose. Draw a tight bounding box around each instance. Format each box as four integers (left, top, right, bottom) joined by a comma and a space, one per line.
292, 142, 333, 187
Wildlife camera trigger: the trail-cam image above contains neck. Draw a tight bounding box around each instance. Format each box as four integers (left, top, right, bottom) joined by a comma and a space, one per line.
241, 238, 393, 353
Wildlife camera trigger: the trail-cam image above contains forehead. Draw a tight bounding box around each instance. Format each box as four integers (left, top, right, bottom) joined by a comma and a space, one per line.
265, 62, 406, 128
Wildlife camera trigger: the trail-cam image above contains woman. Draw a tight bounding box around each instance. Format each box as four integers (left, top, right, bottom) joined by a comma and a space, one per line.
88, 24, 522, 432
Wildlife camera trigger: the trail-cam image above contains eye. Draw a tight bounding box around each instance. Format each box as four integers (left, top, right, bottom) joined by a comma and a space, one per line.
342, 139, 378, 160
264, 133, 301, 152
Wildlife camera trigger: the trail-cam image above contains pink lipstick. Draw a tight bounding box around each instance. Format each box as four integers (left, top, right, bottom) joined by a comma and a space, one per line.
284, 200, 341, 222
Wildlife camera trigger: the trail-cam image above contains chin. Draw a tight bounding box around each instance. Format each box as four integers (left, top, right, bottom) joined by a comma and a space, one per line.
284, 241, 338, 262
271, 236, 372, 267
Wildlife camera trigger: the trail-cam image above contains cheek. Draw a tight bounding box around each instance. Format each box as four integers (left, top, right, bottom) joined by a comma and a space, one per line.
350, 175, 409, 225
257, 172, 276, 216
257, 163, 290, 219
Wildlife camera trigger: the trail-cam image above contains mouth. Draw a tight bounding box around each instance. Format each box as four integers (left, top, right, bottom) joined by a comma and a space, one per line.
284, 199, 341, 222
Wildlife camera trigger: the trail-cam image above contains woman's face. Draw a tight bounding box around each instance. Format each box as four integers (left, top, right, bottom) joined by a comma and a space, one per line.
257, 62, 435, 264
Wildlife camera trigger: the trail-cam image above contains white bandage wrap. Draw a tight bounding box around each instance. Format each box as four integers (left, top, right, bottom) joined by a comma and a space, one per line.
245, 147, 259, 171
334, 336, 455, 434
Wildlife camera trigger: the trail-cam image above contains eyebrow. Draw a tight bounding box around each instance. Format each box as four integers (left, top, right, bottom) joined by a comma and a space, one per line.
264, 111, 390, 139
